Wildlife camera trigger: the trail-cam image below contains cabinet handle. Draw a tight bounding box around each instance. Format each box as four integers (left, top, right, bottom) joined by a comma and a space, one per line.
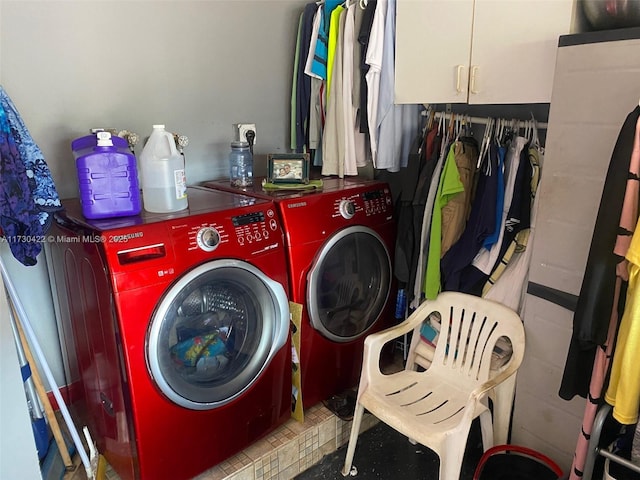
456, 65, 465, 94
470, 65, 479, 95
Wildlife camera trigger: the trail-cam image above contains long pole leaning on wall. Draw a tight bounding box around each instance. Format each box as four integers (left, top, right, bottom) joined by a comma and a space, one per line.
0, 257, 93, 479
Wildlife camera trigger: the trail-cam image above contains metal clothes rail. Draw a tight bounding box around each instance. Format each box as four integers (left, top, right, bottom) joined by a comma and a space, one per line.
429, 111, 549, 130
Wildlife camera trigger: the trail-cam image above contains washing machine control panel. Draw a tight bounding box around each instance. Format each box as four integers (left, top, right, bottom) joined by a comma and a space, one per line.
188, 208, 277, 252
338, 199, 356, 219
231, 209, 276, 245
196, 226, 221, 252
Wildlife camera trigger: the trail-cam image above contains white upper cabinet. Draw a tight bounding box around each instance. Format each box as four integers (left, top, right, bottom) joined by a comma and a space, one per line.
395, 0, 576, 104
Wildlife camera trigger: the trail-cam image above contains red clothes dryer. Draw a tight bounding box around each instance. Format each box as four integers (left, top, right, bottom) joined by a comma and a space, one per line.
46, 187, 291, 480
199, 178, 396, 409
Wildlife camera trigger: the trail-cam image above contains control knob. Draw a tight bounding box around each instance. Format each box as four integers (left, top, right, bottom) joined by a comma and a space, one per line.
196, 227, 221, 252
339, 199, 356, 219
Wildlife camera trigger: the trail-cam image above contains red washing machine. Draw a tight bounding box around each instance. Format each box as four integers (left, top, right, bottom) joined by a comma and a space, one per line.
46, 187, 291, 480
199, 178, 396, 409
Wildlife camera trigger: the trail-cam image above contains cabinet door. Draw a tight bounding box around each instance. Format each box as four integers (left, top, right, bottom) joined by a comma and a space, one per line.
469, 0, 574, 104
395, 0, 474, 104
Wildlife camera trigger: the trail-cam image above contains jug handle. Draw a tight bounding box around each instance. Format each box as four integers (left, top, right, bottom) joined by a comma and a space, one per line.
164, 132, 179, 156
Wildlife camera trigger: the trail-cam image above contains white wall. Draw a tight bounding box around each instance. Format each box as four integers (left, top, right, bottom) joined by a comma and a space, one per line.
0, 0, 304, 473
1, 0, 303, 201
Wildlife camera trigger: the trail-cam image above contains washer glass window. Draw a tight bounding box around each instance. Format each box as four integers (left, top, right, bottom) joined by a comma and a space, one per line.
308, 227, 391, 342
147, 261, 286, 410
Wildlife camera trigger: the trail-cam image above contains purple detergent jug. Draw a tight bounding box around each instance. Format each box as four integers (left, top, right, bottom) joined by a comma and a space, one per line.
73, 131, 141, 219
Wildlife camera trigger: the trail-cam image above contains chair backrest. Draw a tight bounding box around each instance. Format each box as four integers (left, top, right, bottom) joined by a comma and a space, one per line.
409, 292, 525, 388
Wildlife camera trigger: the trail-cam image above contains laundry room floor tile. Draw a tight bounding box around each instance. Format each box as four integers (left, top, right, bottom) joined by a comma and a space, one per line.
78, 402, 379, 480
61, 347, 410, 480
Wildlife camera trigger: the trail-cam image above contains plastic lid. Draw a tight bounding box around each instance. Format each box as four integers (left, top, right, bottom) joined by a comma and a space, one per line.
152, 124, 165, 129
231, 141, 249, 148
96, 131, 113, 147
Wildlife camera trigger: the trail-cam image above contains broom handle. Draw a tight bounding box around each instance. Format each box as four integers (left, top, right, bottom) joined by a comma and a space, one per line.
0, 259, 91, 476
8, 306, 43, 420
11, 305, 74, 470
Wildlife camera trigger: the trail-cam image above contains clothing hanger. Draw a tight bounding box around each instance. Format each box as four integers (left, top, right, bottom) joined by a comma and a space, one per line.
465, 115, 473, 138
437, 111, 445, 136
455, 115, 462, 141
477, 117, 493, 170
359, 0, 367, 9
529, 112, 541, 151
427, 108, 435, 132
439, 113, 455, 158
423, 105, 434, 132
477, 118, 487, 169
496, 118, 503, 146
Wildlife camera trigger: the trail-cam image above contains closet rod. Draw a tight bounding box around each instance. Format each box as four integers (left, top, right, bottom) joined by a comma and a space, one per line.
430, 111, 548, 130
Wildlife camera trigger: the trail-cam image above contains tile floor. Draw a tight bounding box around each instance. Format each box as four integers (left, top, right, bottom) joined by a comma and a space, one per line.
64, 351, 405, 480
294, 414, 486, 480
89, 404, 379, 480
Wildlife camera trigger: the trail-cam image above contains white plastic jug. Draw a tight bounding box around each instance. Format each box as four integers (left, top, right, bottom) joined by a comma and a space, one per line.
139, 125, 188, 213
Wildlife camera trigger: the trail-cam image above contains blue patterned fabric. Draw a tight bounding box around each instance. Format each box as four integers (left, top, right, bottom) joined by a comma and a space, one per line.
0, 86, 62, 265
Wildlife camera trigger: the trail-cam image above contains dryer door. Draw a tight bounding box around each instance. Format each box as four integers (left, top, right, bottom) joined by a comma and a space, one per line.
307, 225, 391, 343
147, 259, 288, 410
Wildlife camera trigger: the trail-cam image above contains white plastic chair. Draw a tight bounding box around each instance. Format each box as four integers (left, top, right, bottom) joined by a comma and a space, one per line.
341, 292, 525, 479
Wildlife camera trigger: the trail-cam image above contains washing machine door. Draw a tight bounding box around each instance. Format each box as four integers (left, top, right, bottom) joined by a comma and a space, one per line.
147, 259, 289, 410
307, 225, 391, 343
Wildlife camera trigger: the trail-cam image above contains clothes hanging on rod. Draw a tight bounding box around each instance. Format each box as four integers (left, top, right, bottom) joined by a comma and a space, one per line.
459, 135, 530, 295
423, 137, 465, 300
394, 122, 441, 307
409, 118, 451, 308
441, 140, 499, 293
374, 0, 421, 173
483, 145, 542, 311
290, 0, 421, 176
406, 110, 545, 312
292, 3, 317, 153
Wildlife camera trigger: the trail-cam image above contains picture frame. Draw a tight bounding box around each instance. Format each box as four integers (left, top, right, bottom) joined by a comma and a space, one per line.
267, 153, 310, 184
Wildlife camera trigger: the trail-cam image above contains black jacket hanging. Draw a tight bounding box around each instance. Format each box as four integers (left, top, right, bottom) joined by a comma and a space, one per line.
559, 105, 640, 400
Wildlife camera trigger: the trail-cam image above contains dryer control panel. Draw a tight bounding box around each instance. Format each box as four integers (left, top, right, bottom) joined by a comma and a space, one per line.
361, 188, 392, 216
279, 181, 395, 246
333, 188, 391, 219
338, 199, 356, 219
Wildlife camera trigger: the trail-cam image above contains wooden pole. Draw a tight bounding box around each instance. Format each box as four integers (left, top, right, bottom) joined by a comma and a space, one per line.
11, 302, 74, 470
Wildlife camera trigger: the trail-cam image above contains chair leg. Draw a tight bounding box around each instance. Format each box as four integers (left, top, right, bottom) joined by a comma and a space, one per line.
479, 409, 494, 452
341, 402, 365, 477
491, 375, 516, 446
439, 432, 467, 480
